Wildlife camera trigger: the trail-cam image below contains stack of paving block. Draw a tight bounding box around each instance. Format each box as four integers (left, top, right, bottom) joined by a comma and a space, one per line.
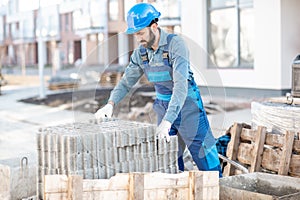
36, 119, 178, 199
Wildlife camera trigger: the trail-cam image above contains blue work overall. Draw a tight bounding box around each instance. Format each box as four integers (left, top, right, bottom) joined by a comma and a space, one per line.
140, 34, 222, 177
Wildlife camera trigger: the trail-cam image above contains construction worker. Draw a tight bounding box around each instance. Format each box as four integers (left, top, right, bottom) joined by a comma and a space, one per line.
95, 2, 222, 177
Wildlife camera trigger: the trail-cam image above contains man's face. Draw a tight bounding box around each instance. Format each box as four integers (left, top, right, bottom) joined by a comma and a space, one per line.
134, 26, 156, 49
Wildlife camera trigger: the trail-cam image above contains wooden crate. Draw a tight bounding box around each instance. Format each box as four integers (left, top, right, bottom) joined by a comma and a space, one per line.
99, 72, 123, 87
44, 171, 219, 200
220, 172, 300, 200
223, 123, 300, 177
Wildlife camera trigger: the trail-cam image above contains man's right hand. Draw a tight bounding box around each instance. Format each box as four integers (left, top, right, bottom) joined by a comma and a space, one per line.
156, 120, 171, 142
94, 104, 113, 119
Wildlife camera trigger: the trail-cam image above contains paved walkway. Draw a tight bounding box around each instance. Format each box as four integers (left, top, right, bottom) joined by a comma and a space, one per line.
0, 84, 93, 165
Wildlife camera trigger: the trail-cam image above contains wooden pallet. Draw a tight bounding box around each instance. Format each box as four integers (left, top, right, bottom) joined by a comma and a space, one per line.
48, 83, 79, 90
223, 123, 300, 177
44, 171, 219, 200
99, 72, 123, 87
99, 72, 153, 87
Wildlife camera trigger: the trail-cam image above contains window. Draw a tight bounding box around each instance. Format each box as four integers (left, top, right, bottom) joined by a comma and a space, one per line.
65, 14, 69, 31
109, 0, 118, 21
0, 17, 3, 41
207, 0, 254, 68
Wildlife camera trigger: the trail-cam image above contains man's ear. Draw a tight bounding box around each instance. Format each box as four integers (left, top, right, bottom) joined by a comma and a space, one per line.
151, 23, 158, 32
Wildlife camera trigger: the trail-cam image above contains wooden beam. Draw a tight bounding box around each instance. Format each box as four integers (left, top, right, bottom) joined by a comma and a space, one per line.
289, 154, 300, 177
278, 131, 295, 175
188, 171, 196, 200
67, 175, 83, 200
129, 173, 144, 200
223, 123, 243, 176
250, 126, 266, 173
188, 171, 219, 200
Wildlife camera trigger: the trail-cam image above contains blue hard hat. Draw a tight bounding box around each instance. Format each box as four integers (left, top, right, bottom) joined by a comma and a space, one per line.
126, 3, 161, 34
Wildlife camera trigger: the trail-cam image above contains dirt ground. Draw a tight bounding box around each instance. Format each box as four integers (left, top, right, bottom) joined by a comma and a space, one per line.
19, 86, 158, 123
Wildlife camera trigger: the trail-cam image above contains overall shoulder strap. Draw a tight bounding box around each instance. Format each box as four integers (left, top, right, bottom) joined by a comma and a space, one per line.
139, 46, 149, 66
163, 34, 176, 66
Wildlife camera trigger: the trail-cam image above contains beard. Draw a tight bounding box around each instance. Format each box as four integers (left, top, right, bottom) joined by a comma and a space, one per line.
141, 28, 156, 49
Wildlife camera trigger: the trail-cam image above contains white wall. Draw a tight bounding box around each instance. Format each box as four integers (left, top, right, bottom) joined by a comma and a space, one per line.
251, 0, 281, 90
181, 0, 299, 90
280, 0, 300, 88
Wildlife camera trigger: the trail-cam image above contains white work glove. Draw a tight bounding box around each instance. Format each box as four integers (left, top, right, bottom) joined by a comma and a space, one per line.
156, 120, 171, 142
94, 104, 113, 119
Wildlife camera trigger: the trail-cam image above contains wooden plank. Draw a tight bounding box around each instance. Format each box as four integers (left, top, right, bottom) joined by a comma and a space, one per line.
67, 175, 83, 200
144, 172, 189, 189
129, 173, 144, 200
189, 171, 219, 200
83, 173, 129, 191
293, 140, 300, 153
198, 171, 219, 200
44, 172, 219, 200
265, 133, 284, 147
261, 148, 280, 172
44, 193, 68, 200
44, 175, 68, 193
265, 133, 300, 153
223, 123, 243, 176
278, 131, 295, 175
144, 172, 189, 200
237, 143, 253, 165
144, 189, 188, 200
250, 126, 267, 172
83, 191, 129, 200
262, 148, 300, 175
290, 154, 300, 174
240, 128, 255, 142
188, 171, 195, 200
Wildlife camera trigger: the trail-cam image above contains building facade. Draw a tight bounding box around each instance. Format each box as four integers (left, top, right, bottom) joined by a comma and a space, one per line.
0, 0, 181, 71
0, 0, 298, 96
182, 0, 300, 97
